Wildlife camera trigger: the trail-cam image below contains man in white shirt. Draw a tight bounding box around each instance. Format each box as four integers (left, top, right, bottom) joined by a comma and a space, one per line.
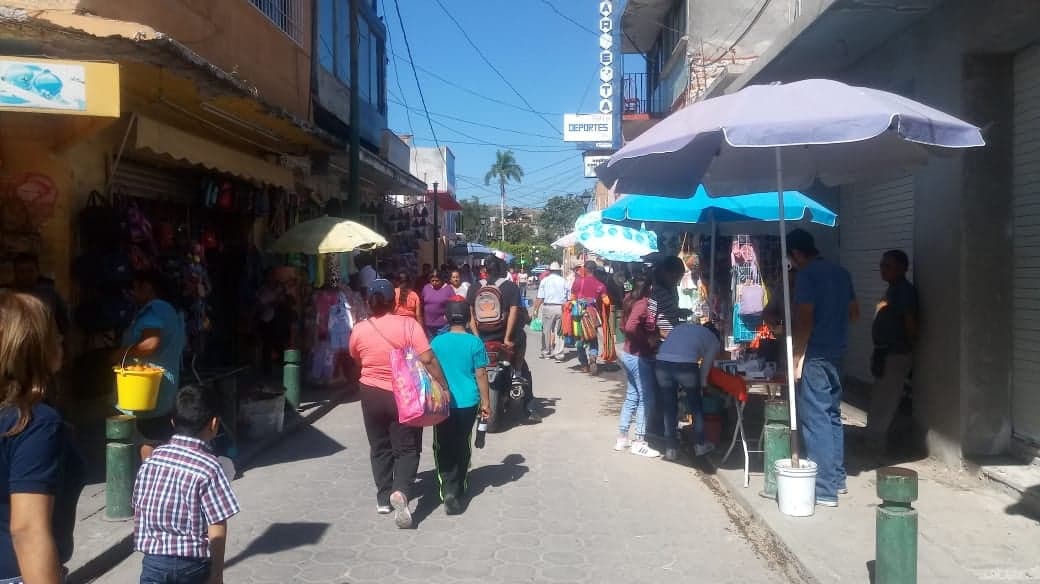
533, 262, 568, 361
357, 253, 378, 296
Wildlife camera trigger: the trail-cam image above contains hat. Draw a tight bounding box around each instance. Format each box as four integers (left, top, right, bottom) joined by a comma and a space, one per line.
368, 278, 394, 300
549, 261, 562, 271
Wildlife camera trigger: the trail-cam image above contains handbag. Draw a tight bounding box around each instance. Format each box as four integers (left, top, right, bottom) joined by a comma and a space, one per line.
367, 320, 450, 427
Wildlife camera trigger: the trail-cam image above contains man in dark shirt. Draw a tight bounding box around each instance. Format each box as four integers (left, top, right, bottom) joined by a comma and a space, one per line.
10, 253, 70, 335
866, 249, 918, 453
467, 257, 538, 421
789, 229, 858, 507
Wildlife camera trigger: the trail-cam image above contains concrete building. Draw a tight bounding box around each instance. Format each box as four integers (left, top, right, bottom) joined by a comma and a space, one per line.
401, 142, 462, 267
625, 0, 1040, 470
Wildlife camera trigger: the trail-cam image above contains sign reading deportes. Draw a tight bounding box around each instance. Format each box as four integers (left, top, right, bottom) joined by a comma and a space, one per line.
563, 114, 612, 142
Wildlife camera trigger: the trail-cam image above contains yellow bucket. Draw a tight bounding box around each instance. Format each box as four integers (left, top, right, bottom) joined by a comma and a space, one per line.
113, 366, 164, 411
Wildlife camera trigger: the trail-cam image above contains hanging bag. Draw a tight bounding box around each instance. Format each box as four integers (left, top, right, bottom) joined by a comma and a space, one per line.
367, 320, 450, 427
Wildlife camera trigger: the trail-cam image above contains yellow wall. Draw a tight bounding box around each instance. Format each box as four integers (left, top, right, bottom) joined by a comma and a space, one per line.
7, 0, 313, 120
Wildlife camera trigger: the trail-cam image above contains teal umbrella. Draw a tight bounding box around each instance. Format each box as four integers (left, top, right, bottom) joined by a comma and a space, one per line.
601, 185, 837, 227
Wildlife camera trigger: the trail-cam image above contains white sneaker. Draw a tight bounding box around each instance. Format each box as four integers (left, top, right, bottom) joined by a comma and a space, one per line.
694, 443, 715, 457
614, 437, 630, 451
631, 441, 661, 458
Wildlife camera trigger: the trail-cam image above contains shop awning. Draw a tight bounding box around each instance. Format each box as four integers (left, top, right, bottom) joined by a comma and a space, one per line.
434, 192, 462, 212
133, 114, 294, 189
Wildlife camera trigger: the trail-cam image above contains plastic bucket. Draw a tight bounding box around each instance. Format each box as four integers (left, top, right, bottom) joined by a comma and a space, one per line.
113, 367, 163, 411
703, 413, 723, 444
775, 458, 818, 517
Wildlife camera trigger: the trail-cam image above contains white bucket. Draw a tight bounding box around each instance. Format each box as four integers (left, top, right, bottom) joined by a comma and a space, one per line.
775, 458, 818, 517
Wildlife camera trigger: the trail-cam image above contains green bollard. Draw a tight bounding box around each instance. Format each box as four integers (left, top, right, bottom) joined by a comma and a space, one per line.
760, 399, 791, 499
105, 415, 136, 520
876, 467, 919, 584
283, 349, 301, 409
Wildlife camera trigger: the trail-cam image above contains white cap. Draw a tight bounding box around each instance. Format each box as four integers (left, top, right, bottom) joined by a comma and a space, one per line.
549, 261, 562, 270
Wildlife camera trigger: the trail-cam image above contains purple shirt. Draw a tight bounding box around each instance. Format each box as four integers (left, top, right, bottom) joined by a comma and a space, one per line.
422, 284, 456, 328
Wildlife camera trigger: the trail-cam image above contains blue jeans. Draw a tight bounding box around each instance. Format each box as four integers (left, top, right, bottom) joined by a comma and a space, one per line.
576, 339, 599, 366
618, 352, 655, 441
797, 358, 847, 500
140, 554, 211, 584
654, 361, 704, 449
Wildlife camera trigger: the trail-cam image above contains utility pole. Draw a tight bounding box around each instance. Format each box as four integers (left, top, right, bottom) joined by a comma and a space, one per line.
347, 0, 361, 216
432, 182, 440, 269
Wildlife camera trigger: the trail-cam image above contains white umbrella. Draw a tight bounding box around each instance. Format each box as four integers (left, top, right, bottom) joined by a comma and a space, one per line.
598, 78, 985, 462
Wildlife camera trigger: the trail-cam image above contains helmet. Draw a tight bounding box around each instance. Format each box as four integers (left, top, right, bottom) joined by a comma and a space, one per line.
445, 299, 470, 326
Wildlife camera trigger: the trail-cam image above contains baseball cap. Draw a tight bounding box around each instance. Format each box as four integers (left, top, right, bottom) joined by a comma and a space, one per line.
549, 261, 561, 270
368, 278, 394, 300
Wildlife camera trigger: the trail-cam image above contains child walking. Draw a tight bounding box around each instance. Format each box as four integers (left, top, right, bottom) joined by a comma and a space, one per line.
430, 298, 491, 515
133, 385, 240, 584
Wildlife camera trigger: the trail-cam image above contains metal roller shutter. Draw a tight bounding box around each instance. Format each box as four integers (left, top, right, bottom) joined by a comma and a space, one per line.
109, 159, 198, 202
839, 174, 915, 382
1012, 44, 1040, 443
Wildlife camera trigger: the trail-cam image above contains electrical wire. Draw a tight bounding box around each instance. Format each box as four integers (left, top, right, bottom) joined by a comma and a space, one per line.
431, 0, 559, 133
537, 0, 599, 36
392, 0, 442, 156
387, 96, 560, 140
384, 21, 415, 138
700, 0, 775, 66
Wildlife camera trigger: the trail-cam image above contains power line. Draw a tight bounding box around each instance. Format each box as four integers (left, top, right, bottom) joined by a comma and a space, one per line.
537, 0, 599, 36
431, 0, 559, 133
387, 96, 560, 141
701, 0, 775, 66
384, 21, 415, 138
392, 0, 442, 157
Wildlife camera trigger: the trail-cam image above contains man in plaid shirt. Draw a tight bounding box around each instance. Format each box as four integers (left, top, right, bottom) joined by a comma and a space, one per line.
133, 385, 240, 584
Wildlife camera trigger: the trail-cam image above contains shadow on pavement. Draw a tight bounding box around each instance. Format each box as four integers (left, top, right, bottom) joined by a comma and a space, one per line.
467, 453, 530, 498
224, 521, 330, 568
239, 423, 346, 474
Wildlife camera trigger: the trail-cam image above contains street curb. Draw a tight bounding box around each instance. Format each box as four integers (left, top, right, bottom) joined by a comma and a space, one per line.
702, 456, 820, 584
68, 390, 350, 584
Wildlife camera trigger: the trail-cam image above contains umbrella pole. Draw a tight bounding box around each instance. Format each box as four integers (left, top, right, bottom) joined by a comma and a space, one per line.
709, 219, 717, 309
775, 147, 800, 465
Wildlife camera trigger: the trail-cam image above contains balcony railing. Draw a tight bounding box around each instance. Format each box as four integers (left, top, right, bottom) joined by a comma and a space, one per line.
623, 72, 649, 116
249, 0, 303, 45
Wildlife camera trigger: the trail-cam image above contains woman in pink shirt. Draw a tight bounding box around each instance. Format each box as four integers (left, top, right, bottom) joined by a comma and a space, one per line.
615, 277, 661, 458
349, 279, 450, 529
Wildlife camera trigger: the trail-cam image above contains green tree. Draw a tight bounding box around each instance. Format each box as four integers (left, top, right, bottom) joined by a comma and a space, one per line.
484, 150, 524, 242
538, 194, 586, 240
504, 222, 534, 244
460, 196, 491, 242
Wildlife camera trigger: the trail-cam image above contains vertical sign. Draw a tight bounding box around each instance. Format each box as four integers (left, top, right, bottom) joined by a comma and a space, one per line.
598, 0, 622, 149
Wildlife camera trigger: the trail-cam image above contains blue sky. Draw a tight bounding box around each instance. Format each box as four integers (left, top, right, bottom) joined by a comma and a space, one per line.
382, 0, 608, 208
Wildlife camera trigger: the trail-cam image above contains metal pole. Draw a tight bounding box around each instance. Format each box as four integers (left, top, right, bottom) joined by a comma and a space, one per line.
347, 0, 361, 216
876, 467, 919, 584
775, 147, 800, 463
500, 186, 506, 242
432, 182, 440, 268
105, 415, 136, 519
283, 349, 301, 410
709, 218, 717, 305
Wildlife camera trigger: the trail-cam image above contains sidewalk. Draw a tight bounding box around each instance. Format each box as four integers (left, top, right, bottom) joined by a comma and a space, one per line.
708, 399, 1040, 583
65, 384, 350, 584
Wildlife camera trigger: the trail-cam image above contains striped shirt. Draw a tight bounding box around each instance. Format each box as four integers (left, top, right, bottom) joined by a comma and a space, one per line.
133, 435, 240, 558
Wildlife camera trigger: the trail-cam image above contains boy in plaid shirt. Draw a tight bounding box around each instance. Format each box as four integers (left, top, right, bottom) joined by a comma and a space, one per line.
132, 385, 240, 584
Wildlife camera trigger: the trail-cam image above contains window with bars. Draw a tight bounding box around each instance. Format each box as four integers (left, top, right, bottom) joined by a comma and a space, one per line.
249, 0, 303, 45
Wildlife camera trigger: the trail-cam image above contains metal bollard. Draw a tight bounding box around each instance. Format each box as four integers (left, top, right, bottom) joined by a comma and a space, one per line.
876, 466, 918, 584
283, 349, 301, 409
105, 415, 136, 520
760, 399, 791, 499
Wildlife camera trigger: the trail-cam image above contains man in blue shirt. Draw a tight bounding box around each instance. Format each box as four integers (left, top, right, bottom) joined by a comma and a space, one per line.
788, 229, 859, 507
115, 270, 187, 461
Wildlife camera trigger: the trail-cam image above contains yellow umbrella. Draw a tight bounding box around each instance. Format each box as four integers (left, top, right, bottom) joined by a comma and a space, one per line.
269, 216, 387, 255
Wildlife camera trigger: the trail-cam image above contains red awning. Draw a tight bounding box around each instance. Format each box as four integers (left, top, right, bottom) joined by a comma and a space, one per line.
433, 192, 462, 211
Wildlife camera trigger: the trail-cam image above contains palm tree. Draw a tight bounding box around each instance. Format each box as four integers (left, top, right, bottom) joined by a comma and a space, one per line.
484, 150, 524, 242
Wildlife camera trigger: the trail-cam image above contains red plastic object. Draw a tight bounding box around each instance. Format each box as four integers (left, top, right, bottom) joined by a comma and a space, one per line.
703, 414, 723, 445
708, 367, 748, 403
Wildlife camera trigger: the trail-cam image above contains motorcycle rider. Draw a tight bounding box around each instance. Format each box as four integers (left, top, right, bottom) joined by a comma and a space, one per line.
466, 256, 540, 422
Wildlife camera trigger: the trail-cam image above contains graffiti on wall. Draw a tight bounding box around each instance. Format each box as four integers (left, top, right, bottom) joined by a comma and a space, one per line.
0, 172, 56, 256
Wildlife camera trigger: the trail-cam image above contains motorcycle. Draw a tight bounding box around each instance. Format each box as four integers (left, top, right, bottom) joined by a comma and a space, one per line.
483, 340, 533, 432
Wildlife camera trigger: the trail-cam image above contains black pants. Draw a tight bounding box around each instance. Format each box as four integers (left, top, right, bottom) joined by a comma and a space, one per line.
433, 406, 479, 500
360, 386, 423, 505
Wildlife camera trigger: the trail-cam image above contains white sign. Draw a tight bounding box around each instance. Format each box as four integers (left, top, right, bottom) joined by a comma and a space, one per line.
598, 0, 615, 118
563, 113, 612, 142
583, 154, 612, 178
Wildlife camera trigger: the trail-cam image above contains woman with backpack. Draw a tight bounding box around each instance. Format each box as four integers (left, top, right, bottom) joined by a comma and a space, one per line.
348, 279, 451, 529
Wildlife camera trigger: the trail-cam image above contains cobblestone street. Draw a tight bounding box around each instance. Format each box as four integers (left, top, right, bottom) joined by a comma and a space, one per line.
101, 334, 794, 583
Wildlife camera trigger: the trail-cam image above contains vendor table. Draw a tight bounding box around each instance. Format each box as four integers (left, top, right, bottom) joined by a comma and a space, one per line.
710, 375, 787, 487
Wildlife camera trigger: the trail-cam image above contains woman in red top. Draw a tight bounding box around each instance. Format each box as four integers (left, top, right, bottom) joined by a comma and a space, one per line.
349, 279, 449, 529
615, 277, 661, 457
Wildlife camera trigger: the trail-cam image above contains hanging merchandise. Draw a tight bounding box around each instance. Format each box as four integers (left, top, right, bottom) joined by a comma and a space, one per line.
183, 242, 213, 354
